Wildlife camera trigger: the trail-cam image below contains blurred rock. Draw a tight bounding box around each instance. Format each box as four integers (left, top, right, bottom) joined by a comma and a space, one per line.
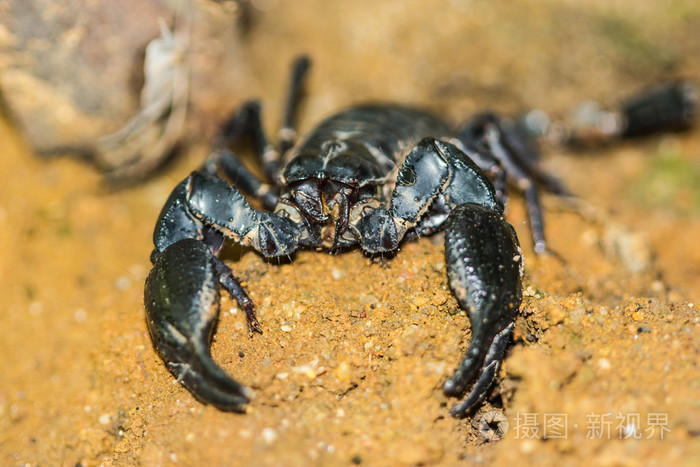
0, 0, 249, 181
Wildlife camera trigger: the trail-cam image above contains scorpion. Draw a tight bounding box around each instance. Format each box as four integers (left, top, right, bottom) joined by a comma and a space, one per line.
144, 56, 695, 417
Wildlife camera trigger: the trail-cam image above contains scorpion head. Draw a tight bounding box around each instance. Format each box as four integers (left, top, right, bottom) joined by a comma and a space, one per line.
287, 177, 356, 248
283, 139, 390, 249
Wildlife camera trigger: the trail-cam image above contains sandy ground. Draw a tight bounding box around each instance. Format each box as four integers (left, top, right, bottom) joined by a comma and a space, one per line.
1, 0, 700, 465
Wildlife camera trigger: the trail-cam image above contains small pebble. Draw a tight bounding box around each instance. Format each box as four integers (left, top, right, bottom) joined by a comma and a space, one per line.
335, 362, 351, 382
74, 309, 88, 323
597, 358, 611, 370
331, 268, 344, 280
262, 427, 278, 444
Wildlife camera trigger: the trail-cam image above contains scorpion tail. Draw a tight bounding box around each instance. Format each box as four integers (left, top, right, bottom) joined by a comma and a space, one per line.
441, 204, 523, 417
145, 238, 251, 412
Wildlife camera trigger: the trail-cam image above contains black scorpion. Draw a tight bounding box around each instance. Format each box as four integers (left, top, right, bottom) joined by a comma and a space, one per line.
143, 56, 694, 417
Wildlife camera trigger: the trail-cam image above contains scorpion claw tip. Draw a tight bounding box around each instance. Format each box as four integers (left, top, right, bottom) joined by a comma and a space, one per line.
245, 313, 263, 334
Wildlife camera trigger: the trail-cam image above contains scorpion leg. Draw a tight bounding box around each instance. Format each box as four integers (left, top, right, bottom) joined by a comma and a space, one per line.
145, 238, 252, 411
204, 55, 310, 200
442, 204, 522, 417
457, 113, 572, 253
215, 55, 311, 185
557, 81, 697, 144
212, 255, 261, 333
622, 81, 697, 136
459, 113, 572, 197
279, 55, 311, 154
204, 148, 278, 211
216, 100, 282, 185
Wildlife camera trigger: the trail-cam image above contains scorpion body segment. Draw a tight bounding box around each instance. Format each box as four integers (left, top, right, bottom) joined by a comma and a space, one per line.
145, 57, 555, 417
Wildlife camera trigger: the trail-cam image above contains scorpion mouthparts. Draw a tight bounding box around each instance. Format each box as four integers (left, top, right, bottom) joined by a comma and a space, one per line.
293, 179, 325, 221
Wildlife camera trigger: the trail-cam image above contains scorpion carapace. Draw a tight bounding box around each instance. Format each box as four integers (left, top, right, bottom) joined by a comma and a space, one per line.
145, 55, 562, 417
